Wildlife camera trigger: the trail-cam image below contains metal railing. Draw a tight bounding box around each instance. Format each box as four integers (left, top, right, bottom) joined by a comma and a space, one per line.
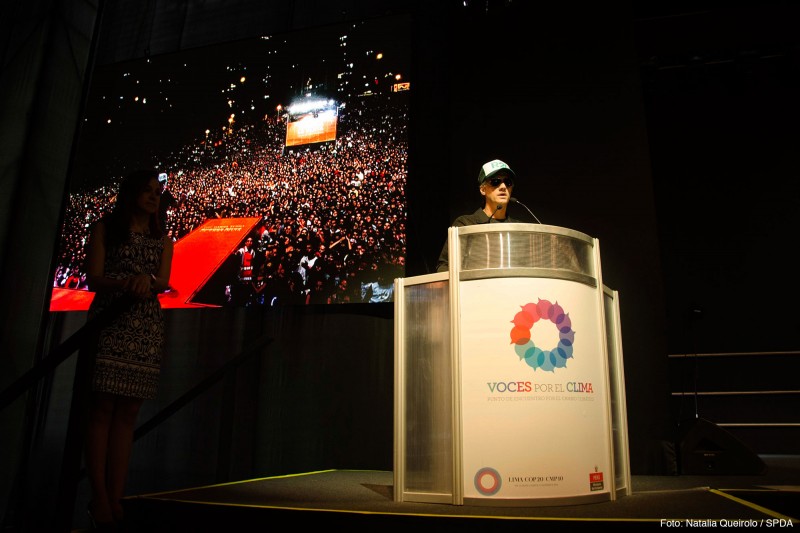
1, 297, 273, 531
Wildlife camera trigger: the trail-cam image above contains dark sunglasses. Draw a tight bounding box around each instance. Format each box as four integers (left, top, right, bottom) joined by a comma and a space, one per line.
486, 176, 514, 188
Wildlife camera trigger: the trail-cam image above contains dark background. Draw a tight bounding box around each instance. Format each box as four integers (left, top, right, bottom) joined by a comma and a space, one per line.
2, 1, 799, 529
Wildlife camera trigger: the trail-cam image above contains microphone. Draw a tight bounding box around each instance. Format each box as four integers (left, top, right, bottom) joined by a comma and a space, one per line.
510, 197, 542, 224
486, 204, 504, 223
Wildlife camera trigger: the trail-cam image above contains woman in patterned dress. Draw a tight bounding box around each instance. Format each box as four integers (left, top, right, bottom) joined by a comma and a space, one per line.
84, 170, 174, 528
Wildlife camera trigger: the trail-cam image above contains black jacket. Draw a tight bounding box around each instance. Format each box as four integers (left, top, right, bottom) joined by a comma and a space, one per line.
435, 208, 522, 272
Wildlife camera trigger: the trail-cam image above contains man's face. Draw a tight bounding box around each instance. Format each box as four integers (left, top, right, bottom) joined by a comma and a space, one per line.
480, 171, 514, 205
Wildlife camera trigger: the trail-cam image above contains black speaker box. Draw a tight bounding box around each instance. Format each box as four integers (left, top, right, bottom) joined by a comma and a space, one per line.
678, 418, 766, 475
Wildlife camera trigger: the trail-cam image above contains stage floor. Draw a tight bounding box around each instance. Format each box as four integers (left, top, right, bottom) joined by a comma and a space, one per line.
97, 456, 800, 531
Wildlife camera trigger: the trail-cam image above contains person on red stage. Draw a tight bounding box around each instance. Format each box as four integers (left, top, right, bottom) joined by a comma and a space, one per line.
236, 237, 256, 283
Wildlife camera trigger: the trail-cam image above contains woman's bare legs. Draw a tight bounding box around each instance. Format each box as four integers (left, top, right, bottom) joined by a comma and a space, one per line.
106, 396, 143, 521
85, 392, 144, 524
85, 392, 115, 524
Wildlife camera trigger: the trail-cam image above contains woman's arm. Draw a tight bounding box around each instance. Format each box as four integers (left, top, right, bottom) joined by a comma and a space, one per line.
86, 222, 173, 298
149, 236, 174, 293
85, 221, 127, 294
329, 236, 347, 248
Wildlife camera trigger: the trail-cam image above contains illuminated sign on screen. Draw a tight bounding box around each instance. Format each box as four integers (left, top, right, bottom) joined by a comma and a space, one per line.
285, 110, 338, 147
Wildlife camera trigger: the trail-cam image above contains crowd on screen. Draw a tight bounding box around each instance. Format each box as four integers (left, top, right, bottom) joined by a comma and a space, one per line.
54, 96, 408, 306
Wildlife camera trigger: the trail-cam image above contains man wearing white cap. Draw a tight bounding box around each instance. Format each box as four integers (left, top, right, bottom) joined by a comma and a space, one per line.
436, 159, 521, 272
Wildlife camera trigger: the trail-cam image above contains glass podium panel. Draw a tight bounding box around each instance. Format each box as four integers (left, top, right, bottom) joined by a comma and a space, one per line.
401, 280, 453, 496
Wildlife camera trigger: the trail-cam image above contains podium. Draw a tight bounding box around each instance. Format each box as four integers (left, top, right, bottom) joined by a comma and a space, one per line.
393, 223, 631, 506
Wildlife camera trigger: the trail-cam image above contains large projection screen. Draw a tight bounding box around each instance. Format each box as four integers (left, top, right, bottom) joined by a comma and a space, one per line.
50, 15, 411, 311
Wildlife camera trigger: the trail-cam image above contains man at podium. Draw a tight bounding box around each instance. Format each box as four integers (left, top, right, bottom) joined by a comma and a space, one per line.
436, 159, 522, 272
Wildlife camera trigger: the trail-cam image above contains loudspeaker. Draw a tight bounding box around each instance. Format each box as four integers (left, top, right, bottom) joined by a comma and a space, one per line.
677, 418, 766, 475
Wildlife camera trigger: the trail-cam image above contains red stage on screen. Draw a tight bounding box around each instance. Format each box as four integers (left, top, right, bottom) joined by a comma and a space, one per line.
49, 217, 261, 311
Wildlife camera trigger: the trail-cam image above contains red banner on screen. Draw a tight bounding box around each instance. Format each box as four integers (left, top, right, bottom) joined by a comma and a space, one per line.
49, 217, 260, 311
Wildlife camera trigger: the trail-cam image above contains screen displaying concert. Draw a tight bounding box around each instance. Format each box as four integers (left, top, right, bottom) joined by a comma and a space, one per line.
50, 14, 410, 311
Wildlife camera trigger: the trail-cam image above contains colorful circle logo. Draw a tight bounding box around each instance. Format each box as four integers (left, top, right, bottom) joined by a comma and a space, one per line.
509, 299, 575, 372
474, 467, 502, 496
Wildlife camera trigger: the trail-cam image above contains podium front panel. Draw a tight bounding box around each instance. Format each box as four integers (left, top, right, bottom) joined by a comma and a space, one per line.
458, 276, 612, 501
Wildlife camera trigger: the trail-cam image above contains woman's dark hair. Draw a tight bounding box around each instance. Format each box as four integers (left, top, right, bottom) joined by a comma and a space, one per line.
103, 169, 164, 249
